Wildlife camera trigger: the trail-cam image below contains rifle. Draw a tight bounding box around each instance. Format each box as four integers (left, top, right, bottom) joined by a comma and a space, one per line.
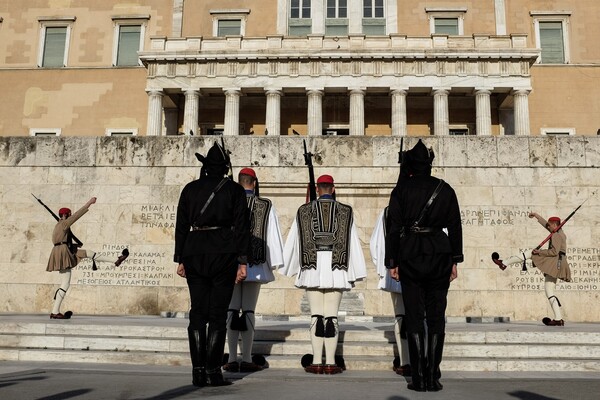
220, 137, 233, 179
534, 201, 586, 251
31, 193, 84, 252
303, 139, 317, 202
398, 137, 404, 164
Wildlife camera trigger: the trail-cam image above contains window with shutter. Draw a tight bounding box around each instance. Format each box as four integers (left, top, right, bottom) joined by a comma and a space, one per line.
539, 21, 565, 64
116, 25, 141, 66
217, 19, 241, 36
42, 27, 67, 67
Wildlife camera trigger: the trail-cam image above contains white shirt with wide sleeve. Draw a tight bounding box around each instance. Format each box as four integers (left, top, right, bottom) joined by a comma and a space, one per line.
281, 215, 367, 291
369, 209, 402, 293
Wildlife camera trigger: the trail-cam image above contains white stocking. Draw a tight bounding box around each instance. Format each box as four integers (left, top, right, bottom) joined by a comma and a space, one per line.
323, 290, 342, 366
544, 275, 562, 320
306, 290, 325, 364
391, 292, 410, 367
226, 284, 242, 363
504, 250, 533, 266
52, 269, 72, 314
86, 250, 114, 264
240, 282, 261, 363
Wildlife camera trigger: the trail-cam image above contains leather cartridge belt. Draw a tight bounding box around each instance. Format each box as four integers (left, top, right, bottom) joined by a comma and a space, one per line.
53, 241, 69, 246
408, 226, 441, 234
191, 226, 232, 231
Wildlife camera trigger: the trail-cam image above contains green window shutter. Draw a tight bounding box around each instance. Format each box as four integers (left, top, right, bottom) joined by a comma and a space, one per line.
116, 25, 141, 66
434, 18, 459, 35
539, 21, 565, 64
42, 27, 67, 67
217, 19, 241, 36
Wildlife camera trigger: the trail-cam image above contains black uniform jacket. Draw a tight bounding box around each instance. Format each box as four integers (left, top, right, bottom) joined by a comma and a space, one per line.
174, 176, 251, 264
385, 175, 463, 268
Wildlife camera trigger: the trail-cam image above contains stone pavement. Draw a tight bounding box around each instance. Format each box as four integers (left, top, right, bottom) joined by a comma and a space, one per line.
1, 314, 600, 399
1, 360, 600, 400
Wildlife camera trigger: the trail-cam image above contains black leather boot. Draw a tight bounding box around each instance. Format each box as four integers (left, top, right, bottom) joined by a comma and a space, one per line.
406, 332, 427, 392
426, 333, 445, 392
206, 327, 232, 386
188, 327, 207, 387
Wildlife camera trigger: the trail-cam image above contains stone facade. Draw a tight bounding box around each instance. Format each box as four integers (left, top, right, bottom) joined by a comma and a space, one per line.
1, 136, 599, 321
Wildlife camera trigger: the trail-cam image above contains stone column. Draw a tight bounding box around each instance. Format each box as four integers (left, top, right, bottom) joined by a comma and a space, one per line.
183, 89, 200, 136
475, 88, 492, 136
432, 88, 450, 136
349, 88, 365, 136
307, 89, 323, 136
391, 88, 408, 136
513, 89, 531, 136
265, 89, 282, 135
146, 90, 164, 136
224, 88, 241, 136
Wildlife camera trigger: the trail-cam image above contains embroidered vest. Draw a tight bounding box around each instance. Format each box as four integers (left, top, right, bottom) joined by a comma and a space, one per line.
297, 199, 353, 271
247, 195, 272, 265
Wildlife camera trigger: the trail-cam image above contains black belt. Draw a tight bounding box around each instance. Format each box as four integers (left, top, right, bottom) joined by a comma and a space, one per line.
191, 226, 231, 231
53, 241, 68, 246
408, 227, 441, 234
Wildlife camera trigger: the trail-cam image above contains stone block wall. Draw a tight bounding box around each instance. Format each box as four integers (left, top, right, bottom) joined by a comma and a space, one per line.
1, 136, 599, 321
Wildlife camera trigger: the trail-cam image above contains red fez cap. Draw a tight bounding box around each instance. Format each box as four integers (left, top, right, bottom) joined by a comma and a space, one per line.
548, 216, 561, 223
317, 174, 334, 184
59, 207, 71, 216
239, 167, 256, 179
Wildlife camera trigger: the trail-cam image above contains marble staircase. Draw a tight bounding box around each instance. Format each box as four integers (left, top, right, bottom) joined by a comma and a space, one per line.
1, 315, 600, 372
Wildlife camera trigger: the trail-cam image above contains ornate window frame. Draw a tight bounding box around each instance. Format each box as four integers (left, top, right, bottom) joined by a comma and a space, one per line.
111, 15, 149, 67
37, 16, 76, 68
210, 9, 250, 37
425, 7, 466, 35
530, 11, 571, 64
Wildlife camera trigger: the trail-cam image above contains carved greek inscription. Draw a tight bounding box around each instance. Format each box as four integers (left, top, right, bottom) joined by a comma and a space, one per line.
137, 204, 177, 228
460, 207, 529, 226
74, 245, 174, 287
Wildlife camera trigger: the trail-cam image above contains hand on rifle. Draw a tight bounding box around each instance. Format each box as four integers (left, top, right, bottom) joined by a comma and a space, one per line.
532, 249, 540, 255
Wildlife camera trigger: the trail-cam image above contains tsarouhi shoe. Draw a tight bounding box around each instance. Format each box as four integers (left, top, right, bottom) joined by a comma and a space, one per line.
491, 252, 507, 271
50, 311, 72, 319
322, 364, 343, 374
222, 362, 239, 372
239, 361, 262, 372
115, 248, 129, 267
543, 317, 565, 326
304, 364, 324, 374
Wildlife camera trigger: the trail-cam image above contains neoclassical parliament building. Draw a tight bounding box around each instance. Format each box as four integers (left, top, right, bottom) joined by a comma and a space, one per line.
0, 0, 598, 138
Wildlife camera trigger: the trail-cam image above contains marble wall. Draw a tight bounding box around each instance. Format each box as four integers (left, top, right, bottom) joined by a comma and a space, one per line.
1, 135, 599, 321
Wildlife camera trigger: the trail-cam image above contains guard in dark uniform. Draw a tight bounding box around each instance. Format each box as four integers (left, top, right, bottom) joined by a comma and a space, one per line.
385, 139, 463, 392
174, 142, 251, 387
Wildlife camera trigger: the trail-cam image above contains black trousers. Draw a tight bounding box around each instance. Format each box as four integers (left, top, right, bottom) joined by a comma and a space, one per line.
400, 253, 452, 335
184, 253, 238, 331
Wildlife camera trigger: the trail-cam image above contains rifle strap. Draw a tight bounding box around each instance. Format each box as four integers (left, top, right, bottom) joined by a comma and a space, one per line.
200, 178, 228, 216
413, 179, 445, 228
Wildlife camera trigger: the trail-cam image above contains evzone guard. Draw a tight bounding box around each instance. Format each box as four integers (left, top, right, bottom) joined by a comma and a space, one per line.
223, 167, 285, 373
370, 206, 411, 377
492, 211, 573, 326
43, 196, 129, 320
281, 174, 367, 374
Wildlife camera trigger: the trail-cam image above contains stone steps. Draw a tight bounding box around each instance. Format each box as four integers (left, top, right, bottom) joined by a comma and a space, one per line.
2, 317, 600, 372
